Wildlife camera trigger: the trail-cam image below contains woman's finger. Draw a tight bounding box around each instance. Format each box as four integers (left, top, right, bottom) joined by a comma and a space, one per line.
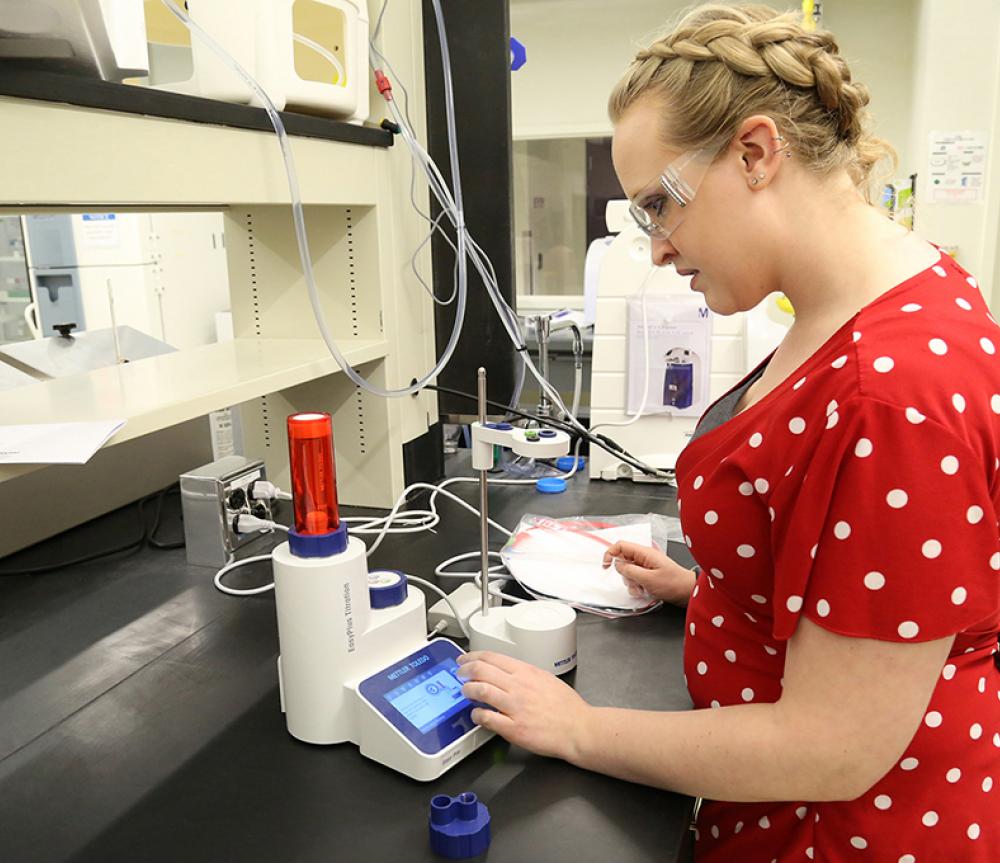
470, 706, 516, 734
461, 680, 515, 714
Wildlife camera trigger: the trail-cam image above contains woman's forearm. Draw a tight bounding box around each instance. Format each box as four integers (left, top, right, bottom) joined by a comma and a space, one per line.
569, 702, 869, 803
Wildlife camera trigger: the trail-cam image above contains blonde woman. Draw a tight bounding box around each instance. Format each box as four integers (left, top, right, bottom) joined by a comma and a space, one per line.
458, 5, 1000, 861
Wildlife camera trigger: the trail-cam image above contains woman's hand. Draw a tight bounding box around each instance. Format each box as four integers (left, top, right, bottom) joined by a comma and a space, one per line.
601, 540, 697, 606
457, 651, 592, 762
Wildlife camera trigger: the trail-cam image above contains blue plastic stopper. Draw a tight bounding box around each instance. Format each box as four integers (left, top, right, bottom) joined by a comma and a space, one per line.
536, 477, 567, 494
429, 792, 491, 859
556, 456, 585, 472
368, 570, 408, 609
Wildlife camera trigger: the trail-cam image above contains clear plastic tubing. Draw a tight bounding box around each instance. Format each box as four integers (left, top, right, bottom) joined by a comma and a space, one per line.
162, 0, 468, 398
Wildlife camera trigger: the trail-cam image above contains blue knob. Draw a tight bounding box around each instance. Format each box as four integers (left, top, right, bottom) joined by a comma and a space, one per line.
368, 570, 407, 609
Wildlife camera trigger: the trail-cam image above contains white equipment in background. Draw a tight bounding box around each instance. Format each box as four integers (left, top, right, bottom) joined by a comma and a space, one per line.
588, 201, 792, 481
147, 0, 371, 123
22, 212, 229, 350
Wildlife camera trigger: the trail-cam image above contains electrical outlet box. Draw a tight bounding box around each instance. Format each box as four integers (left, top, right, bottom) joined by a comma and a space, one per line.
179, 455, 271, 568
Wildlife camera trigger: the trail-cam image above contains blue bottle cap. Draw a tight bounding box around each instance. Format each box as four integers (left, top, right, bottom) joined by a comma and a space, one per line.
429, 792, 491, 859
536, 477, 567, 494
368, 570, 408, 609
538, 429, 557, 438
556, 456, 585, 472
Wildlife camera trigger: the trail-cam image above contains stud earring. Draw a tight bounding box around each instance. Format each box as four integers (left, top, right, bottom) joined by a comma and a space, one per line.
751, 177, 759, 186
758, 172, 766, 179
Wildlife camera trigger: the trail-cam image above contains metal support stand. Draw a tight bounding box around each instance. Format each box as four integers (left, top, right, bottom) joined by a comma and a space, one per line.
477, 367, 491, 617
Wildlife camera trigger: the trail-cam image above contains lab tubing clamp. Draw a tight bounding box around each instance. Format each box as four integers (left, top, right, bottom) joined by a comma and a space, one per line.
271, 412, 491, 781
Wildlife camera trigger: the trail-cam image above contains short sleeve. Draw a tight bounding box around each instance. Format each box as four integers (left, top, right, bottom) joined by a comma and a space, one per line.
771, 396, 1000, 642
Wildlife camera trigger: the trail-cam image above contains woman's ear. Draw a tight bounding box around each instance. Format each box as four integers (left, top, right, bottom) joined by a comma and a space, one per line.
736, 115, 784, 190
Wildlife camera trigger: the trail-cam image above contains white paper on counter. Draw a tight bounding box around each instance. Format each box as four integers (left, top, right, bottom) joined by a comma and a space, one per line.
0, 420, 127, 464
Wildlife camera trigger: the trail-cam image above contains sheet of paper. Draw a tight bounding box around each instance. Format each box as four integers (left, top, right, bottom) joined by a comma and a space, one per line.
928, 131, 988, 203
0, 420, 127, 464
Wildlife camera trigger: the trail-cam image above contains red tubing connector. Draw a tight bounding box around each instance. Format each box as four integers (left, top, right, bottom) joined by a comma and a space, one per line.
287, 412, 340, 535
374, 69, 393, 100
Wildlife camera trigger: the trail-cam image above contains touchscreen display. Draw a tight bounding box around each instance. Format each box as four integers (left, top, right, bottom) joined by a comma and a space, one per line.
383, 658, 468, 734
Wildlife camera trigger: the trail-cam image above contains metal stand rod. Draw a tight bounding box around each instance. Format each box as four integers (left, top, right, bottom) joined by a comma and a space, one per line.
477, 367, 491, 618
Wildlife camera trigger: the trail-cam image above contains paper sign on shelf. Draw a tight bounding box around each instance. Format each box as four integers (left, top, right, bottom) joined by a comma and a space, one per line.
928, 131, 988, 204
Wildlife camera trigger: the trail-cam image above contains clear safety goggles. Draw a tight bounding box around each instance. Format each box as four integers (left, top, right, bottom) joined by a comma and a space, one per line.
627, 148, 717, 240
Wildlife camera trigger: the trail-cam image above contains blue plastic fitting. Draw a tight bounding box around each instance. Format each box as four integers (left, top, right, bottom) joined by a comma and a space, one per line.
288, 520, 348, 558
538, 429, 557, 438
429, 792, 491, 859
556, 455, 585, 472
536, 477, 567, 494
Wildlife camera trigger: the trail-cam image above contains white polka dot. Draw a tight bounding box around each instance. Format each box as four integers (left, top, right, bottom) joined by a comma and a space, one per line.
793, 376, 807, 390
968, 823, 981, 840
992, 394, 1000, 414
874, 795, 892, 810
947, 767, 962, 783
852, 331, 862, 342
745, 612, 757, 623
983, 777, 993, 792
979, 677, 986, 693
942, 664, 956, 680
788, 417, 806, 434
929, 338, 949, 356
953, 393, 967, 413
956, 297, 973, 310
951, 586, 968, 605
922, 539, 942, 559
784, 465, 794, 476
901, 303, 922, 313
886, 489, 908, 508
690, 623, 696, 636
874, 356, 895, 373
981, 337, 996, 355
751, 594, 767, 605
967, 505, 984, 524
940, 455, 960, 475
854, 438, 873, 458
768, 507, 775, 522
734, 821, 743, 833
970, 722, 983, 740
995, 732, 1000, 747
816, 599, 831, 617
739, 481, 754, 496
711, 615, 724, 627
742, 688, 755, 702
899, 621, 920, 639
705, 510, 719, 525
831, 355, 848, 369
725, 649, 737, 663
753, 478, 769, 494
749, 432, 763, 448
810, 544, 817, 559
922, 810, 939, 827
737, 544, 756, 558
795, 806, 807, 820
924, 710, 942, 728
905, 406, 926, 424
786, 595, 803, 613
968, 275, 979, 288
823, 399, 838, 416
834, 521, 851, 540
710, 700, 721, 708
991, 553, 1000, 571
899, 856, 916, 863
685, 535, 693, 547
757, 814, 769, 828
764, 645, 778, 656
692, 586, 699, 598
933, 265, 947, 277
710, 568, 725, 579
900, 757, 919, 771
850, 836, 868, 849
696, 661, 708, 675
826, 412, 839, 429
693, 475, 704, 490
864, 571, 886, 590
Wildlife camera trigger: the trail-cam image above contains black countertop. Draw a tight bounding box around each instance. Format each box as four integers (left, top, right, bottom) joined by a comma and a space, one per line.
0, 458, 694, 863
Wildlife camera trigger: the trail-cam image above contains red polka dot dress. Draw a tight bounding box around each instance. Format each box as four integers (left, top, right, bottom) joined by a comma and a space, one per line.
677, 250, 1000, 862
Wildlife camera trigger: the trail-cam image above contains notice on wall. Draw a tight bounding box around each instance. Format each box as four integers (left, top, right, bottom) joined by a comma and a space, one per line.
79, 213, 122, 249
928, 131, 988, 203
626, 295, 712, 418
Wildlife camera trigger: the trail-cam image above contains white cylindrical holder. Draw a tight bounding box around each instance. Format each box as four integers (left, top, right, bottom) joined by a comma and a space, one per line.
272, 536, 370, 744
468, 600, 578, 675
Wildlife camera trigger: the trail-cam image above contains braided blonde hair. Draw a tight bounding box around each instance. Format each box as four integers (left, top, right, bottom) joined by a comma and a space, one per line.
609, 4, 896, 202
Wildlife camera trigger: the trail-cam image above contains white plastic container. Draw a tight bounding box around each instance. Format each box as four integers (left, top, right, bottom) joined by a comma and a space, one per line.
146, 0, 370, 123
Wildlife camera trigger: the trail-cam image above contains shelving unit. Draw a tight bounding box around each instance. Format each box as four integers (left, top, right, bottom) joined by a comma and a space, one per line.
0, 6, 441, 556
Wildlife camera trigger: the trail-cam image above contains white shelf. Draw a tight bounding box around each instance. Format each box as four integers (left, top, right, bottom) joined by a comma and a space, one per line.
0, 97, 383, 208
0, 256, 26, 263
0, 336, 388, 480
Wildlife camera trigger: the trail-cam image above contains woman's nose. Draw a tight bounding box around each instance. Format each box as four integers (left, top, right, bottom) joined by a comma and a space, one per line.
650, 234, 677, 267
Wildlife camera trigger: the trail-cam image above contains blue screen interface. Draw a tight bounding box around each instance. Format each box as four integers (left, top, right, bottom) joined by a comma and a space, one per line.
383, 659, 468, 734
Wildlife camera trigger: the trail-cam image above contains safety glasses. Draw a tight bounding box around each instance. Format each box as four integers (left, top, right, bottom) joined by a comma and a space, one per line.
627, 148, 717, 240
